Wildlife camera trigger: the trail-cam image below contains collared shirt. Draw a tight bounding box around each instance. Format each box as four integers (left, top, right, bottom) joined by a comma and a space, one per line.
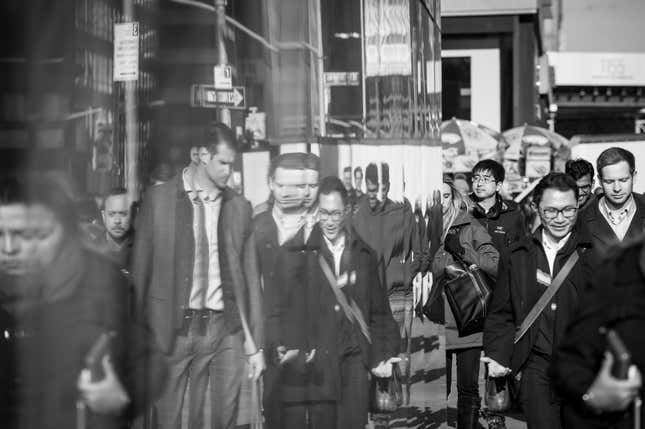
272, 205, 306, 246
304, 206, 319, 243
183, 169, 223, 311
323, 233, 346, 277
599, 194, 636, 241
541, 230, 572, 275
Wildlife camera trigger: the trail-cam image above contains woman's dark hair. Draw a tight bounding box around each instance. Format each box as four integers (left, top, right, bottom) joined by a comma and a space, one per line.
532, 172, 579, 206
0, 173, 80, 236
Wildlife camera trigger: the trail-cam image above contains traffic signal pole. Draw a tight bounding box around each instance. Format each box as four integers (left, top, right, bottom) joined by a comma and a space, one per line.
214, 0, 231, 127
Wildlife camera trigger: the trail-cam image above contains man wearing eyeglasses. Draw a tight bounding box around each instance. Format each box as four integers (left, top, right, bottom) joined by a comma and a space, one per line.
577, 147, 645, 256
469, 160, 526, 258
482, 173, 600, 429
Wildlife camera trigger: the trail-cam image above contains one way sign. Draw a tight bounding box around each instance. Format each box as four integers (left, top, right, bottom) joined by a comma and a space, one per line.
190, 85, 246, 109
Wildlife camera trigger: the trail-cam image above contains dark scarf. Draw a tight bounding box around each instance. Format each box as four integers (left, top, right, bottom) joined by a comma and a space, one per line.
0, 238, 84, 317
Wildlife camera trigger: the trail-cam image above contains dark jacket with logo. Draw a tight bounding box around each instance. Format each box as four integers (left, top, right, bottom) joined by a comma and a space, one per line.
132, 175, 263, 353
577, 193, 645, 257
469, 193, 526, 259
483, 227, 599, 374
553, 238, 645, 429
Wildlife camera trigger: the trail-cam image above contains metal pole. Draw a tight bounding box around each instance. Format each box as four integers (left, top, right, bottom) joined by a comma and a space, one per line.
214, 0, 231, 126
315, 0, 325, 138
123, 0, 138, 202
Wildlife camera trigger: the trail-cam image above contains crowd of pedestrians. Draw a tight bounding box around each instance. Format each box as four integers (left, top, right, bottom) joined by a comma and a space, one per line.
1, 122, 645, 429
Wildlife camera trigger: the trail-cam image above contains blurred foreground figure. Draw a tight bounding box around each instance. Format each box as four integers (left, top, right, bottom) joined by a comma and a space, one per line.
0, 174, 166, 429
133, 123, 264, 429
553, 238, 645, 429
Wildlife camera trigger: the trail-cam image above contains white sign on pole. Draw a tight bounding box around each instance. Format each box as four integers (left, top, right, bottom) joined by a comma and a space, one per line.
114, 22, 139, 81
214, 65, 233, 89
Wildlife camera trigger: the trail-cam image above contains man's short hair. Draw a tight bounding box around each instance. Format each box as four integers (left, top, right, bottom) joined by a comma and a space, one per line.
0, 174, 79, 236
596, 147, 635, 178
318, 176, 348, 206
304, 153, 321, 172
354, 166, 362, 177
268, 153, 307, 179
343, 166, 352, 175
365, 163, 378, 184
565, 158, 595, 181
532, 172, 579, 206
203, 122, 237, 156
472, 159, 505, 183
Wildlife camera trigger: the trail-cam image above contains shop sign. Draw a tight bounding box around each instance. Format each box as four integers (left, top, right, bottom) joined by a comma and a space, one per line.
190, 85, 246, 109
324, 72, 360, 86
213, 65, 233, 89
525, 146, 551, 178
548, 52, 645, 86
114, 22, 139, 81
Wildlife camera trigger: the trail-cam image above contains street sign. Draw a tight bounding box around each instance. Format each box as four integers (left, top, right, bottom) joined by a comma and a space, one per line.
213, 65, 232, 89
114, 22, 139, 81
190, 85, 246, 109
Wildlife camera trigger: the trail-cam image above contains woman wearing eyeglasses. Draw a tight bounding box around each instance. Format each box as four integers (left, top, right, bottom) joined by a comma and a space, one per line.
431, 179, 499, 429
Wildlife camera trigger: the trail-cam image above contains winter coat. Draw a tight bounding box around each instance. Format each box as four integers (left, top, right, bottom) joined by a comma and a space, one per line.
432, 209, 499, 349
469, 193, 526, 260
483, 227, 600, 375
0, 249, 166, 429
552, 238, 645, 429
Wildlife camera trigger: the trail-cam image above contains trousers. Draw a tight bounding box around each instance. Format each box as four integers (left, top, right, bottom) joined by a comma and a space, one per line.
154, 312, 244, 429
519, 352, 562, 429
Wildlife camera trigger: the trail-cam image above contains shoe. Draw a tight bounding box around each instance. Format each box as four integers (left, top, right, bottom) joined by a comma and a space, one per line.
485, 413, 507, 429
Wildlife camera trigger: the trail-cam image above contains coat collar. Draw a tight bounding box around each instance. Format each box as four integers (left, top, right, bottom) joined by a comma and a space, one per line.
173, 173, 235, 202
469, 193, 515, 220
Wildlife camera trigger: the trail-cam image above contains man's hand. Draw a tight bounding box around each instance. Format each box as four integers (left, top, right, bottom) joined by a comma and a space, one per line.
247, 350, 266, 381
276, 346, 300, 366
584, 352, 642, 413
77, 356, 130, 415
481, 356, 511, 378
371, 357, 403, 378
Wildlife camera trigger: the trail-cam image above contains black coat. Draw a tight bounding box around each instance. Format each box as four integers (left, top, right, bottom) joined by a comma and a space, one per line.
269, 226, 400, 403
469, 193, 527, 259
552, 239, 645, 429
577, 193, 645, 256
0, 250, 166, 429
483, 227, 599, 374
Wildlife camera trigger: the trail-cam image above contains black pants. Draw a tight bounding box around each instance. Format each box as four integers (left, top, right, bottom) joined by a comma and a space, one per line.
519, 352, 562, 429
446, 347, 482, 411
282, 401, 337, 429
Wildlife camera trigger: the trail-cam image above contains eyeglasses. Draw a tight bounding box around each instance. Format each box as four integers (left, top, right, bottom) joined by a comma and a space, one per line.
471, 175, 496, 184
541, 206, 577, 220
319, 210, 344, 221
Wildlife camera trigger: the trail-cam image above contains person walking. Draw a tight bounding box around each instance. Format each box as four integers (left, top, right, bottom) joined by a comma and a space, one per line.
432, 180, 499, 428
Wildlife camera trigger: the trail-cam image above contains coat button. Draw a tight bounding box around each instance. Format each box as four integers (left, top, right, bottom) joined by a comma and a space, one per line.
550, 302, 557, 311
334, 305, 340, 312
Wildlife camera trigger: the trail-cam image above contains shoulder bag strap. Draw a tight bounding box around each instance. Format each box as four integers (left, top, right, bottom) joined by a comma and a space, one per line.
514, 250, 579, 344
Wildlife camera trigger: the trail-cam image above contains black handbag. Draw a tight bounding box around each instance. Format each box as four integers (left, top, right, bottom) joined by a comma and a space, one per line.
442, 251, 493, 337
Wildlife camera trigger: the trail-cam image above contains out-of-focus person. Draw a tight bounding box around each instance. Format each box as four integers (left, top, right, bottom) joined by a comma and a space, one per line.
354, 166, 364, 199
0, 174, 166, 429
565, 158, 596, 211
578, 147, 645, 256
454, 172, 471, 197
132, 123, 265, 429
149, 163, 174, 186
342, 166, 358, 212
483, 173, 600, 429
303, 154, 321, 242
552, 238, 645, 429
248, 153, 311, 429
431, 180, 499, 429
87, 187, 134, 270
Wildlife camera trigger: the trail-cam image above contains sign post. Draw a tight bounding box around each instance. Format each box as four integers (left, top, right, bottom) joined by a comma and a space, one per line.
190, 85, 246, 109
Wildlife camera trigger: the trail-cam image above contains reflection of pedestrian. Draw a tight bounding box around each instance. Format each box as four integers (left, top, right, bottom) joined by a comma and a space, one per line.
432, 181, 499, 429
0, 175, 166, 429
553, 238, 645, 428
483, 173, 601, 429
133, 123, 265, 429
